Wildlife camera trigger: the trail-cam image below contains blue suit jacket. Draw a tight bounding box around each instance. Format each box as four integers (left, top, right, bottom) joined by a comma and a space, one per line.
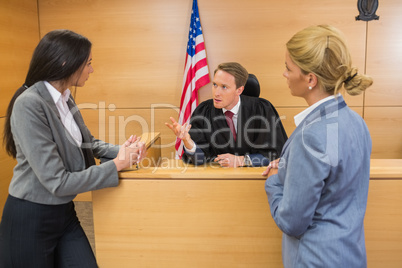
265, 96, 371, 267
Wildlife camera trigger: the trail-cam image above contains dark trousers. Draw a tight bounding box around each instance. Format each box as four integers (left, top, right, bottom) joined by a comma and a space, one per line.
0, 195, 97, 268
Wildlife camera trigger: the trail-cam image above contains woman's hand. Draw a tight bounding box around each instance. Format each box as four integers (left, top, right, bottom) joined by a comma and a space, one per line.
113, 135, 146, 171
262, 158, 280, 177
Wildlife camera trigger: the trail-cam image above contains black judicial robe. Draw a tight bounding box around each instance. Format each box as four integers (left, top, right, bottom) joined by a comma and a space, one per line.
182, 95, 288, 166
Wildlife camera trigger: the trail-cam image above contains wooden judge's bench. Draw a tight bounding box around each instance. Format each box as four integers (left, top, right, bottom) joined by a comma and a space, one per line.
92, 134, 402, 267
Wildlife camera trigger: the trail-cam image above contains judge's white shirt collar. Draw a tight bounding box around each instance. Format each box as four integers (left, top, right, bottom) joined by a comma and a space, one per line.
222, 96, 241, 115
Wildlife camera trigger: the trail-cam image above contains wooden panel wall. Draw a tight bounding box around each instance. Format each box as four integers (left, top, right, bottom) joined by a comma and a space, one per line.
0, 0, 400, 263
365, 0, 402, 159
1, 1, 401, 208
0, 0, 39, 219
0, 0, 39, 116
38, 0, 392, 160
93, 178, 283, 267
92, 176, 402, 268
365, 179, 402, 267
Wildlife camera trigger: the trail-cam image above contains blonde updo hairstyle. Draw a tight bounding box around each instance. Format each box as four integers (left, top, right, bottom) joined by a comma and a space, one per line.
286, 25, 373, 96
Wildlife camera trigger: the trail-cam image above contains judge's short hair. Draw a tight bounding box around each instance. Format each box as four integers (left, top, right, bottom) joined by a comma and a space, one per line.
214, 62, 249, 89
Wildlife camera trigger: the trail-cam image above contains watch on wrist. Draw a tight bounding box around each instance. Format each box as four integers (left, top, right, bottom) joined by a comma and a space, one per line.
244, 154, 252, 166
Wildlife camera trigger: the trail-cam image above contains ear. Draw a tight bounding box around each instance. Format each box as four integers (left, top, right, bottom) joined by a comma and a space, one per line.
236, 86, 244, 95
307, 73, 318, 89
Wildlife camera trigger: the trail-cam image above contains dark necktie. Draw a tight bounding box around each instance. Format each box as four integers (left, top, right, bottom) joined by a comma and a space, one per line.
225, 111, 236, 142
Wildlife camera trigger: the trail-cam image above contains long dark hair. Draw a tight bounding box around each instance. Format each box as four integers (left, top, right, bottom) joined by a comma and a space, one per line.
3, 29, 92, 158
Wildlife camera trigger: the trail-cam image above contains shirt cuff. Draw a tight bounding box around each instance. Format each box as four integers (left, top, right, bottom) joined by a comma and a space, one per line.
184, 142, 197, 154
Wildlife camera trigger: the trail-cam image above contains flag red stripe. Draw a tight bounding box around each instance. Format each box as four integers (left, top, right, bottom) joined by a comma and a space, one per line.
195, 42, 205, 52
176, 0, 210, 158
195, 73, 210, 90
180, 72, 208, 120
180, 55, 208, 110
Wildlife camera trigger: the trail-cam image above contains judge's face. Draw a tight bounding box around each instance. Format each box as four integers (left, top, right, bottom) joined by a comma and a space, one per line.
283, 50, 309, 98
212, 70, 242, 110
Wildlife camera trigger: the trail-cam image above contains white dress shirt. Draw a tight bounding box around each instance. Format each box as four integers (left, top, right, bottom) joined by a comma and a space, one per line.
294, 94, 341, 127
44, 81, 82, 147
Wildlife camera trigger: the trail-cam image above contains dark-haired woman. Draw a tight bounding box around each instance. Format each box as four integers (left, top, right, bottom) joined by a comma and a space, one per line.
0, 29, 145, 267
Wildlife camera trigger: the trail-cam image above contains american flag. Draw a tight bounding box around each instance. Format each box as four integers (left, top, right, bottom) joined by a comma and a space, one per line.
175, 0, 210, 159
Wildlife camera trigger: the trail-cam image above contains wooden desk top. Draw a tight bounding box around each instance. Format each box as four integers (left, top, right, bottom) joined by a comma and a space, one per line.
120, 159, 267, 179
369, 159, 402, 179
119, 158, 402, 180
139, 132, 160, 147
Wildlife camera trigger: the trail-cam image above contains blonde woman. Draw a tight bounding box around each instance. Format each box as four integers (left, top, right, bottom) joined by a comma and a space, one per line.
263, 25, 373, 267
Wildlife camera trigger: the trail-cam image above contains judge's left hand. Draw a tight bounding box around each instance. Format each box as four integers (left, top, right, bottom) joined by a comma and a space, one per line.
214, 154, 244, 168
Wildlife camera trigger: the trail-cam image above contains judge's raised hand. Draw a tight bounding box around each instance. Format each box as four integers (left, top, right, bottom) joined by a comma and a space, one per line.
165, 117, 194, 149
165, 117, 191, 139
262, 158, 280, 177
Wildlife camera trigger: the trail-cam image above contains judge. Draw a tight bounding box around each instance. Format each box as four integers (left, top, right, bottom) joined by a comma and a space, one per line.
166, 62, 287, 167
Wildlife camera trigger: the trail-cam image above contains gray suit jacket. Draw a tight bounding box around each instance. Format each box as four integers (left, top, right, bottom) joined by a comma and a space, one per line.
9, 81, 120, 205
265, 96, 371, 267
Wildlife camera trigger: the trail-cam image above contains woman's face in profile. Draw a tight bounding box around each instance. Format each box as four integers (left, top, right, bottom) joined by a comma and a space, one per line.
70, 52, 94, 87
283, 50, 309, 99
